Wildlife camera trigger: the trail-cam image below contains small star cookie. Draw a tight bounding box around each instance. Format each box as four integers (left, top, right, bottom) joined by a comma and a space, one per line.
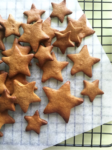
50, 0, 72, 23
34, 45, 53, 66
24, 4, 45, 24
53, 31, 75, 54
37, 52, 68, 82
12, 80, 41, 113
43, 81, 83, 123
67, 45, 100, 77
24, 110, 47, 134
0, 14, 22, 37
81, 80, 104, 102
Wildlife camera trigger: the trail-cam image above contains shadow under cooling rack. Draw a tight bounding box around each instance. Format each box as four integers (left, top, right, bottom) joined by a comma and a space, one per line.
55, 0, 112, 148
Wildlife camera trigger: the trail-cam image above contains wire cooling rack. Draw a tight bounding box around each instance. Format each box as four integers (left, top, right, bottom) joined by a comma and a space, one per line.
56, 0, 112, 147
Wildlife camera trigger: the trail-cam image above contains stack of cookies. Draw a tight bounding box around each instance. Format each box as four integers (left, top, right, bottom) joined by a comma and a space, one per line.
0, 0, 104, 137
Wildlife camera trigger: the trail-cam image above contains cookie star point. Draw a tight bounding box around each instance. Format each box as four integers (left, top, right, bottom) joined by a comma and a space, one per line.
0, 71, 9, 94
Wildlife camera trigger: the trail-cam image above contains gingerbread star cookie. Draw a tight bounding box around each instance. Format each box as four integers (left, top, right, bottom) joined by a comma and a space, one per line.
0, 60, 3, 64
0, 110, 15, 133
34, 45, 53, 66
0, 71, 9, 94
53, 31, 75, 54
24, 4, 45, 24
5, 73, 37, 95
12, 80, 41, 113
24, 110, 47, 134
0, 14, 22, 37
43, 81, 83, 123
0, 89, 16, 112
60, 21, 82, 44
67, 14, 95, 46
50, 0, 72, 23
42, 17, 58, 46
2, 38, 31, 56
0, 131, 3, 137
81, 80, 104, 102
37, 52, 68, 82
67, 45, 100, 77
2, 45, 34, 77
0, 25, 5, 51
18, 20, 49, 52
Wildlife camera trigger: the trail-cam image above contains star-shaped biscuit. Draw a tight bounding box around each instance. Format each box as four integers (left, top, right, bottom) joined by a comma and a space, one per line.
43, 81, 83, 123
0, 14, 22, 37
81, 80, 104, 102
0, 89, 16, 112
53, 31, 75, 54
5, 73, 37, 95
67, 45, 100, 77
60, 21, 82, 44
12, 80, 41, 113
24, 110, 47, 134
34, 45, 53, 66
0, 131, 3, 137
0, 71, 9, 94
0, 110, 15, 132
0, 25, 5, 51
18, 20, 49, 52
67, 14, 95, 47
42, 17, 58, 46
24, 4, 45, 24
2, 45, 34, 78
2, 38, 31, 56
37, 52, 68, 82
0, 60, 3, 64
50, 0, 72, 23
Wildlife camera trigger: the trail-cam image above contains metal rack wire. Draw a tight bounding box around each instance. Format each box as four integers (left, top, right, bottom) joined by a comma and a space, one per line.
56, 0, 112, 147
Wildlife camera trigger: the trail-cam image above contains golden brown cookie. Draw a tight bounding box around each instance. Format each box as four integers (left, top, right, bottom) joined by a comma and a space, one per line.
0, 110, 15, 134
0, 131, 3, 137
0, 25, 5, 51
43, 81, 83, 123
0, 60, 3, 64
12, 80, 41, 113
67, 14, 95, 46
0, 89, 16, 112
24, 110, 47, 134
5, 73, 37, 95
24, 4, 45, 24
53, 31, 75, 54
42, 17, 58, 46
50, 0, 72, 23
2, 38, 31, 56
37, 52, 68, 82
0, 71, 9, 94
18, 20, 49, 52
2, 45, 34, 78
0, 14, 22, 37
60, 21, 82, 44
34, 45, 53, 66
67, 45, 100, 77
81, 80, 104, 102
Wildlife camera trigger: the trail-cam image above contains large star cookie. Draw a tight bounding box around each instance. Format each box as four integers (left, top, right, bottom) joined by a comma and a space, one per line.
67, 14, 95, 47
42, 17, 58, 46
37, 52, 68, 82
0, 89, 16, 112
24, 110, 47, 134
34, 45, 53, 66
24, 4, 45, 24
2, 45, 34, 77
0, 71, 9, 94
0, 24, 5, 51
67, 45, 100, 77
0, 14, 22, 37
81, 80, 104, 102
50, 0, 72, 23
5, 73, 37, 95
0, 110, 15, 134
18, 20, 49, 52
12, 80, 41, 113
43, 81, 83, 123
60, 21, 82, 44
53, 31, 75, 54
